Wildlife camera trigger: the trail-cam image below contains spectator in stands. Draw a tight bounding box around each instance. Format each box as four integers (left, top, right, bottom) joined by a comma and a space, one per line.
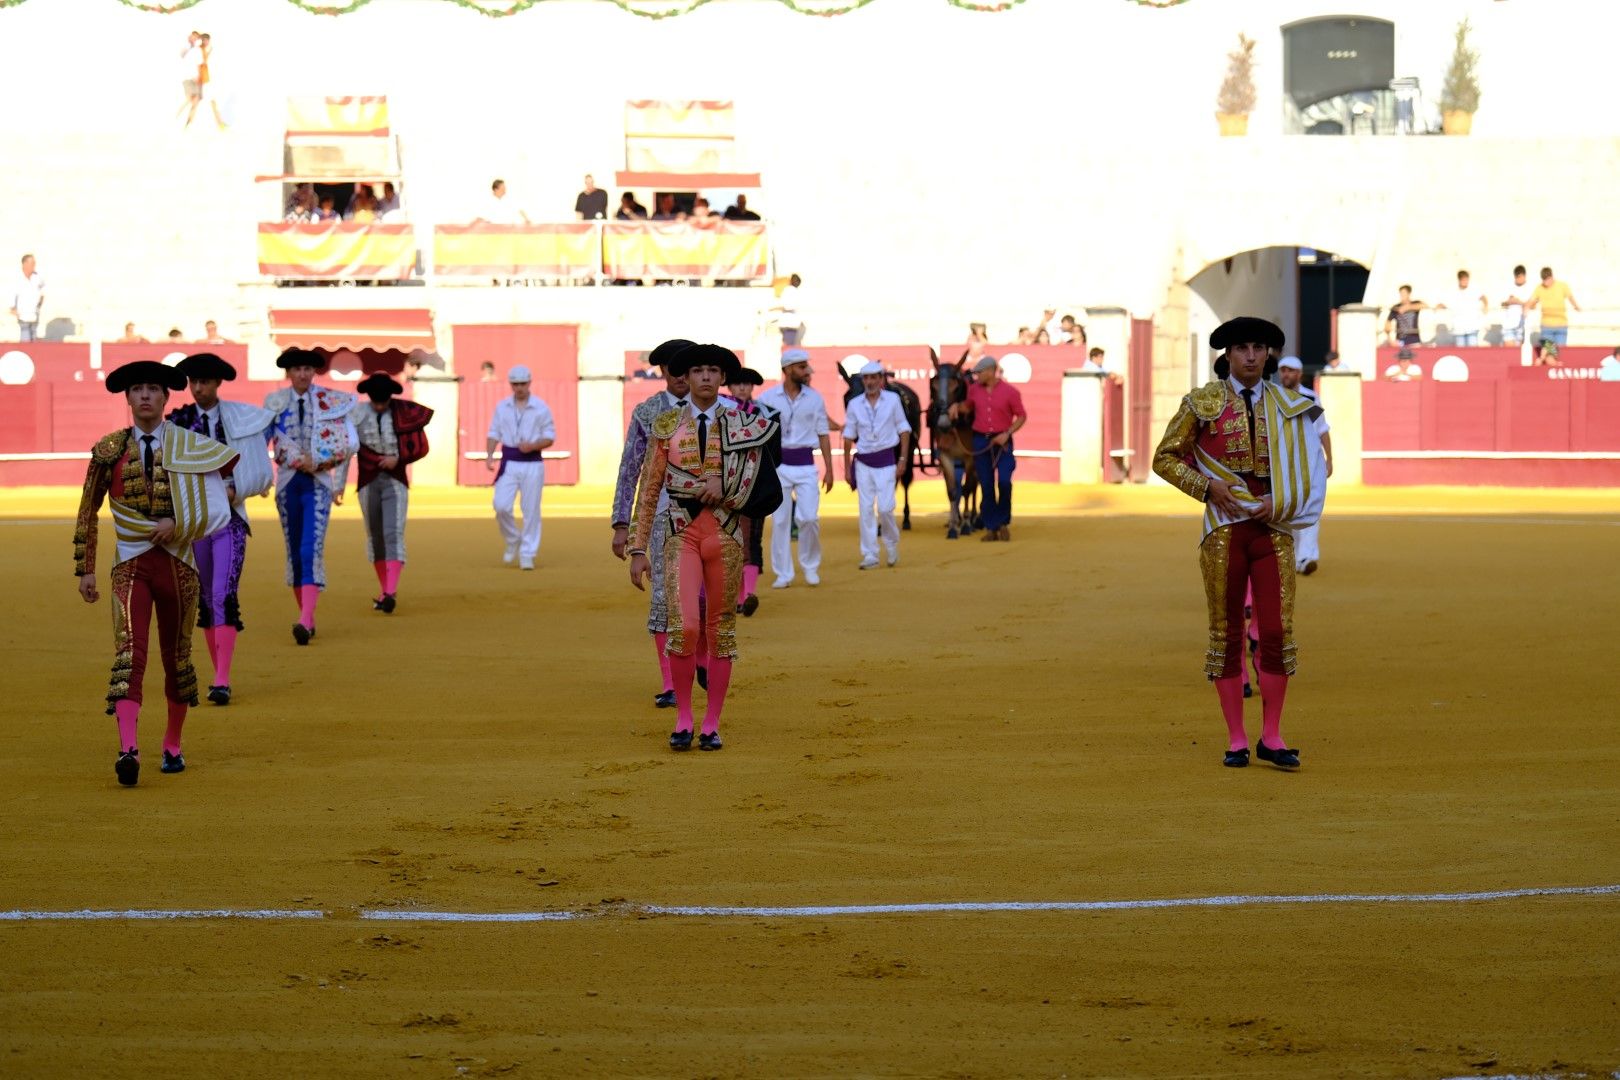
1034, 328, 1050, 344
1532, 341, 1563, 367
968, 322, 988, 343
313, 195, 340, 223
1449, 270, 1487, 347
1384, 285, 1435, 346
1599, 347, 1620, 383
1016, 327, 1036, 345
178, 31, 203, 127
1384, 348, 1423, 381
724, 195, 760, 221
651, 193, 681, 221
1050, 314, 1079, 344
616, 192, 647, 220
575, 175, 609, 221
480, 361, 498, 383
1501, 265, 1533, 346
477, 179, 529, 225
689, 197, 719, 228
117, 323, 148, 344
377, 183, 402, 220
1080, 347, 1108, 374
347, 186, 380, 224
1527, 266, 1580, 347
10, 254, 44, 341
771, 274, 805, 345
1035, 307, 1059, 341
195, 33, 226, 131
284, 184, 316, 223
1322, 350, 1348, 373
203, 320, 226, 344
167, 328, 184, 342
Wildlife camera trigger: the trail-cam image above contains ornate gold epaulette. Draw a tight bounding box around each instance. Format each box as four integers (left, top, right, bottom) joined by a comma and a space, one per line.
90, 430, 128, 466
1188, 380, 1230, 422
651, 406, 684, 440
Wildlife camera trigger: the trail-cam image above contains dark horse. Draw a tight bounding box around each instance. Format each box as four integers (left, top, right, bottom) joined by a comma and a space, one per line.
841, 365, 923, 530
927, 347, 979, 537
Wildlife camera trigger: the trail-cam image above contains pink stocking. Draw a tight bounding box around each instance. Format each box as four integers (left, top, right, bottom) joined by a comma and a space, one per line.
213, 626, 237, 685
201, 626, 218, 668
297, 585, 319, 628
741, 565, 759, 600
668, 652, 697, 732
384, 560, 403, 594
702, 657, 732, 735
653, 633, 674, 692
1258, 671, 1289, 749
373, 561, 388, 594
114, 699, 140, 752
163, 700, 186, 756
1214, 676, 1248, 752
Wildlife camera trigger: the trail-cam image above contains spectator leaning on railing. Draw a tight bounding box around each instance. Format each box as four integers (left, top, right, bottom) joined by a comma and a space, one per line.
1448, 270, 1487, 347
10, 254, 45, 342
1501, 265, 1534, 346
1385, 284, 1437, 347
1527, 266, 1579, 347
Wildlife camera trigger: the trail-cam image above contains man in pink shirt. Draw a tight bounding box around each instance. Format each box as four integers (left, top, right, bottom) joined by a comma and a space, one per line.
958, 355, 1027, 541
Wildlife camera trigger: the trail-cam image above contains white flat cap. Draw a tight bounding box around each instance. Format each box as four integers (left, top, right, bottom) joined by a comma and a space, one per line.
858, 360, 885, 377
1276, 355, 1303, 371
508, 365, 532, 382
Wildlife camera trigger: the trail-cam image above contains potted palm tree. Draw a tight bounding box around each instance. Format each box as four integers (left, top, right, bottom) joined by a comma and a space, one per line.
1216, 34, 1256, 136
1441, 17, 1480, 135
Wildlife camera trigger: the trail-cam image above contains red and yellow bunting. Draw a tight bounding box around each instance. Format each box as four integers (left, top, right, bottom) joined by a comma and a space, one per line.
257, 223, 415, 280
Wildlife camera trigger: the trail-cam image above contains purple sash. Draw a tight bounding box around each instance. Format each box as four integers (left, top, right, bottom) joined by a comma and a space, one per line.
855, 447, 897, 468
496, 444, 543, 481
780, 447, 816, 467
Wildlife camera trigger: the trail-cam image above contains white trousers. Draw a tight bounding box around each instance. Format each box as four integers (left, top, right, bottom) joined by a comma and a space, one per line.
1295, 520, 1321, 566
494, 460, 544, 560
768, 463, 822, 580
855, 461, 899, 563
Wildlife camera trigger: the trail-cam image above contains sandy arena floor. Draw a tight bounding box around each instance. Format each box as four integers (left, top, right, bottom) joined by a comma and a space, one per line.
1, 481, 1617, 1079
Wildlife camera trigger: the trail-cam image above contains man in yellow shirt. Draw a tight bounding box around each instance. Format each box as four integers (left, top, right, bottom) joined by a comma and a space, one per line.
1527, 266, 1580, 347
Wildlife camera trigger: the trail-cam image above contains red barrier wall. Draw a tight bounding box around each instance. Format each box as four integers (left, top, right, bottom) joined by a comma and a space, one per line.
453, 325, 579, 486
1362, 380, 1620, 486
1372, 345, 1612, 381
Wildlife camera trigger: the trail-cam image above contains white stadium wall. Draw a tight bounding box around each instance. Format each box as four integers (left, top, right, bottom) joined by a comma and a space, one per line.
1, 0, 1617, 485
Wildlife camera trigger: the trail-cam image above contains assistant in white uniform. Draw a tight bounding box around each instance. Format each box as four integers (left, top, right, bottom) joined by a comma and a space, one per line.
1276, 356, 1332, 575
756, 347, 836, 588
485, 365, 556, 570
841, 360, 912, 570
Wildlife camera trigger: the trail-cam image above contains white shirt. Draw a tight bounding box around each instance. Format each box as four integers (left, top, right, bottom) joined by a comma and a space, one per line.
1078, 359, 1106, 374
182, 43, 202, 80
1296, 386, 1332, 437
1384, 363, 1423, 382
841, 389, 911, 451
479, 194, 524, 226
12, 271, 44, 321
1450, 287, 1486, 335
756, 382, 829, 449
488, 395, 555, 448
1503, 279, 1533, 325
772, 285, 803, 330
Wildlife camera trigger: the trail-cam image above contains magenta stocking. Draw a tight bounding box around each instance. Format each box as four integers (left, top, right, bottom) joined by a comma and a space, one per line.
297, 585, 318, 628
653, 633, 674, 692
373, 560, 388, 594
384, 559, 403, 594
201, 626, 218, 668
114, 699, 140, 752
701, 657, 732, 736
741, 565, 759, 600
1259, 671, 1289, 749
668, 652, 697, 733
163, 700, 186, 756
213, 626, 237, 685
1214, 676, 1248, 752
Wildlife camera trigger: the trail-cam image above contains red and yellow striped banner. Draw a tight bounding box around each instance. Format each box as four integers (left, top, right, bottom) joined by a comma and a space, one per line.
624, 100, 735, 138
432, 224, 598, 277
285, 96, 390, 137
603, 221, 768, 280
257, 223, 415, 279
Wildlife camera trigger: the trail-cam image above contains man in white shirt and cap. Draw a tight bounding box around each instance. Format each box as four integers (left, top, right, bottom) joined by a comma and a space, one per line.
756, 347, 835, 588
842, 359, 912, 570
1274, 355, 1333, 575
485, 365, 555, 570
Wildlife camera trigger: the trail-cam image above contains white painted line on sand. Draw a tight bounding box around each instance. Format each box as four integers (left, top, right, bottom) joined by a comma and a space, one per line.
0, 908, 324, 921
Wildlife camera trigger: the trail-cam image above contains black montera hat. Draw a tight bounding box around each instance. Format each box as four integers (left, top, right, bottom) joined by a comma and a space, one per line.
276, 347, 328, 372
648, 338, 698, 369
667, 343, 743, 381
356, 372, 404, 398
175, 352, 237, 382
1210, 316, 1285, 352
106, 360, 186, 394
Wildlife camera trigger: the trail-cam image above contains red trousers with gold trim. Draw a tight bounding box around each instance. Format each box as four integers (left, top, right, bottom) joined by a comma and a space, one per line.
106, 548, 200, 712
1200, 519, 1296, 679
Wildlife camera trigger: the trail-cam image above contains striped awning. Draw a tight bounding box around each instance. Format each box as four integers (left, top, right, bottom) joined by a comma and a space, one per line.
269, 309, 435, 353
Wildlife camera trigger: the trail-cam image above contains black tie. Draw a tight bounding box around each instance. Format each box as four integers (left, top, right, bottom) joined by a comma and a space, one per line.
141, 434, 156, 481
696, 414, 709, 468
1241, 387, 1256, 452
297, 398, 306, 428
214, 414, 225, 441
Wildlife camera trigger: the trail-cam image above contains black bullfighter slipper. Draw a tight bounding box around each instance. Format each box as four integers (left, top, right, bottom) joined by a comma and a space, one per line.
1223, 748, 1250, 768
207, 685, 231, 706
669, 729, 694, 752
161, 751, 186, 774
115, 750, 140, 787
1255, 742, 1301, 770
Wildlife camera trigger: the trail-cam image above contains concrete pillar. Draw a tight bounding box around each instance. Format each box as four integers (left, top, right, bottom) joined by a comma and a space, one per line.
1315, 370, 1363, 486
407, 376, 460, 487
1060, 371, 1105, 484
1335, 303, 1381, 377
576, 323, 626, 486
